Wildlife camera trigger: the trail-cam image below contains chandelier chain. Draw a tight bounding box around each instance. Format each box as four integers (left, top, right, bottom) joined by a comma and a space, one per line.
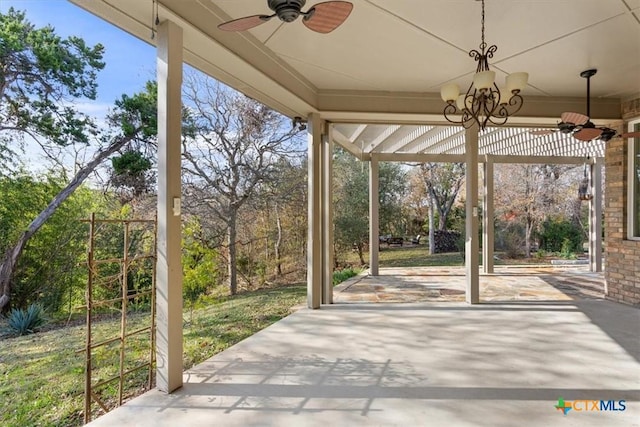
480, 0, 486, 50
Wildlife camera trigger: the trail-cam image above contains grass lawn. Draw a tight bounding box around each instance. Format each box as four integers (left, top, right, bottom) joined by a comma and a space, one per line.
379, 246, 465, 267
341, 244, 558, 268
0, 283, 306, 427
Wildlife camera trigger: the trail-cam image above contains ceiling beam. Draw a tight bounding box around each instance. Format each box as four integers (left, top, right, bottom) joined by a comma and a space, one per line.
331, 128, 365, 160
318, 91, 622, 125
373, 153, 466, 163
487, 155, 600, 164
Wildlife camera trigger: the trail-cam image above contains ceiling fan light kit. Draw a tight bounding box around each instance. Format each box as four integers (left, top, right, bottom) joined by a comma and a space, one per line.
217, 0, 353, 34
440, 0, 528, 130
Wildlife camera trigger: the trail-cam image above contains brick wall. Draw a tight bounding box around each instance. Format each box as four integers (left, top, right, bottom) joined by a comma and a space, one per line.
604, 99, 640, 306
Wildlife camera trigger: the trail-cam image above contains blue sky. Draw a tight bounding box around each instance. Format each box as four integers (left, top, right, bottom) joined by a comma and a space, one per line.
1, 0, 157, 107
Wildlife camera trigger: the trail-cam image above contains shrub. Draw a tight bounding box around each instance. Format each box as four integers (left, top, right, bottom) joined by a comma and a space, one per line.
560, 238, 577, 259
332, 268, 360, 286
538, 218, 583, 254
7, 303, 46, 335
496, 225, 524, 258
433, 230, 461, 253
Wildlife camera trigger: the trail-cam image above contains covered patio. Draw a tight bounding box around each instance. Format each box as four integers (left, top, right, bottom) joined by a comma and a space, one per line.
68, 0, 640, 423
87, 266, 639, 426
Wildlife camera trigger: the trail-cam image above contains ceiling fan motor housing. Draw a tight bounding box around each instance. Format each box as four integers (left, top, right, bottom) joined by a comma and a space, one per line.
558, 122, 575, 133
599, 128, 616, 141
268, 0, 306, 22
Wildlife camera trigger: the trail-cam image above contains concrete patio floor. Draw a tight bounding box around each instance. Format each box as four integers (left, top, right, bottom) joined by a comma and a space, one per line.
88, 267, 639, 427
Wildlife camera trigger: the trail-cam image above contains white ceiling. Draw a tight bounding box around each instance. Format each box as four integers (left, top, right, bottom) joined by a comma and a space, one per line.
211, 0, 640, 98
70, 0, 640, 158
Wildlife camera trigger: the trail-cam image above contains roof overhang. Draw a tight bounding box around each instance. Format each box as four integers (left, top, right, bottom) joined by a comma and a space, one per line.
69, 0, 639, 159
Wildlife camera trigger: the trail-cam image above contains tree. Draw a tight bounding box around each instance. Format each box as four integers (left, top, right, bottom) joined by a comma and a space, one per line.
416, 163, 465, 254
379, 161, 407, 235
0, 8, 105, 173
181, 73, 302, 295
494, 163, 571, 257
333, 150, 369, 264
245, 157, 307, 278
333, 149, 407, 265
0, 75, 158, 311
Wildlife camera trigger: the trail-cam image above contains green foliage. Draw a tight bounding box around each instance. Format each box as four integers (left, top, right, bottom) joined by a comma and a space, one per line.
378, 162, 407, 234
0, 7, 105, 153
111, 81, 158, 140
333, 150, 369, 258
111, 150, 152, 175
534, 249, 547, 259
332, 267, 361, 286
333, 149, 407, 263
538, 218, 583, 254
236, 253, 268, 287
7, 303, 45, 335
560, 238, 577, 259
0, 173, 109, 313
183, 218, 221, 314
110, 150, 155, 201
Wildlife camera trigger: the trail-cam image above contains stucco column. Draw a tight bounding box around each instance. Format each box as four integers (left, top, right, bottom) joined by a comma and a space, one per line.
156, 20, 183, 393
482, 157, 494, 274
307, 113, 323, 308
369, 155, 380, 276
465, 125, 480, 304
322, 124, 334, 304
589, 158, 603, 272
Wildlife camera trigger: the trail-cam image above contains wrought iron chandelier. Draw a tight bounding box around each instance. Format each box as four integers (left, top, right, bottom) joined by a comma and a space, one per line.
440, 0, 528, 130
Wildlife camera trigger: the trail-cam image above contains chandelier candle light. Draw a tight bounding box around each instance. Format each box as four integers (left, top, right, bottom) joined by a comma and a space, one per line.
440, 0, 528, 130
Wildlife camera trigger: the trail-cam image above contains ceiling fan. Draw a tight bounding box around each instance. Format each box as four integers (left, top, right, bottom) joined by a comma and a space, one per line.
217, 0, 353, 34
532, 69, 640, 142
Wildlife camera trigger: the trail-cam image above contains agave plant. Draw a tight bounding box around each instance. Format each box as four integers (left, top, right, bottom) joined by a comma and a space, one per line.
7, 304, 46, 335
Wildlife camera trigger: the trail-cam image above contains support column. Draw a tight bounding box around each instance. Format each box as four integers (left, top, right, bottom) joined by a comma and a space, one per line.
369, 155, 380, 276
589, 158, 603, 272
322, 124, 334, 304
465, 125, 480, 304
482, 158, 494, 274
156, 20, 183, 393
307, 113, 323, 308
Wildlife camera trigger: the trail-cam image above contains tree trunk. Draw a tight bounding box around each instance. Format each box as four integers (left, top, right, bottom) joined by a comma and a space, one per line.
525, 216, 534, 258
357, 244, 365, 266
428, 197, 435, 255
438, 211, 447, 231
0, 136, 134, 311
274, 202, 283, 276
228, 210, 238, 295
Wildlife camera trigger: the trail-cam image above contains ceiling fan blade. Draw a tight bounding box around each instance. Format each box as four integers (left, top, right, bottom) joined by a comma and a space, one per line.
303, 1, 353, 34
530, 130, 555, 136
560, 112, 589, 126
620, 131, 640, 138
218, 15, 272, 32
573, 127, 602, 141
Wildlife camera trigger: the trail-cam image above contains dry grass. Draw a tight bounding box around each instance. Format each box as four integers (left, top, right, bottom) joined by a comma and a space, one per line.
0, 283, 306, 427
